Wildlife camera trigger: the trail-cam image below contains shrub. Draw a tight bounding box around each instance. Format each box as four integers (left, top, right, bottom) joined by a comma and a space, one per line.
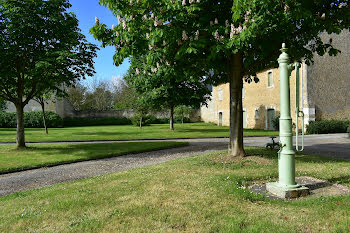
306, 120, 350, 134
272, 116, 280, 131
174, 116, 191, 123
0, 112, 16, 128
63, 117, 131, 127
131, 115, 152, 127
154, 117, 169, 124
0, 111, 63, 128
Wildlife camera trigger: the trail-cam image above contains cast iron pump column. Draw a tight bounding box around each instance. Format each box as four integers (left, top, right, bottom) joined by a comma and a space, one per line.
266, 43, 309, 198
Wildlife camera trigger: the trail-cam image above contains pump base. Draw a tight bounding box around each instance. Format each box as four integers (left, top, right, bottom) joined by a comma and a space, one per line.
266, 182, 309, 199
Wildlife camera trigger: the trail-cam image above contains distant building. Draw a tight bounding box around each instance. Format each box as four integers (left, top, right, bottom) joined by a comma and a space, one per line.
201, 30, 350, 129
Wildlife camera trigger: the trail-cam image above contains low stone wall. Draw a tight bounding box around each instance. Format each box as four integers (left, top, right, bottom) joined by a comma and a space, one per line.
56, 98, 200, 121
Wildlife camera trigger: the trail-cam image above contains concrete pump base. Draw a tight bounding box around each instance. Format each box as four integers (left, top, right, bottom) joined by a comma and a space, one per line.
266, 182, 310, 199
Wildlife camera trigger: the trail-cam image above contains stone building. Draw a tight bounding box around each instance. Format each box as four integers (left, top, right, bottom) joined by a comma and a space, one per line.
201, 30, 350, 129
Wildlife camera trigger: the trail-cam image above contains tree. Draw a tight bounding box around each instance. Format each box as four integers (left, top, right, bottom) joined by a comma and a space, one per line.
125, 56, 210, 130
66, 83, 88, 111
0, 98, 7, 112
91, 0, 349, 157
114, 79, 137, 110
174, 105, 192, 124
34, 93, 53, 135
0, 0, 98, 148
83, 80, 114, 111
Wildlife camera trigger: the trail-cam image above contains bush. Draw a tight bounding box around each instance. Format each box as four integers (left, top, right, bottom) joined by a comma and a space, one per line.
146, 115, 169, 124
0, 112, 17, 128
153, 117, 169, 124
0, 111, 63, 128
131, 115, 152, 127
174, 116, 191, 123
306, 120, 350, 134
272, 116, 280, 131
63, 117, 131, 127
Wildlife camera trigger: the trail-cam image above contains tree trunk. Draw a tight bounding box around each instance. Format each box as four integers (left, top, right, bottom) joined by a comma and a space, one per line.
15, 104, 26, 149
139, 115, 143, 128
228, 53, 246, 158
170, 105, 174, 130
181, 112, 184, 124
40, 102, 48, 134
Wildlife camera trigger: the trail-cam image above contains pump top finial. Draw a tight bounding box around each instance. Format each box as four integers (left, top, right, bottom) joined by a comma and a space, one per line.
280, 43, 288, 53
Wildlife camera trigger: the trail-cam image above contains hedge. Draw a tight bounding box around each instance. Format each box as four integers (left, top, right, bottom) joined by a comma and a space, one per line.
306, 120, 350, 134
0, 111, 63, 128
63, 117, 132, 127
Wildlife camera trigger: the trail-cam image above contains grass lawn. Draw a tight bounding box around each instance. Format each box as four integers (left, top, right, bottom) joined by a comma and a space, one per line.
0, 148, 349, 232
0, 141, 187, 174
0, 123, 278, 142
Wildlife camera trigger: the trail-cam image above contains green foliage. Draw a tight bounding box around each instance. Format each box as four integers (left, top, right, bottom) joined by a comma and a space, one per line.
63, 117, 131, 127
306, 120, 350, 134
272, 116, 280, 131
125, 56, 211, 114
114, 80, 137, 110
0, 0, 98, 146
66, 83, 88, 111
174, 116, 191, 123
0, 0, 98, 104
131, 115, 152, 127
174, 105, 193, 123
91, 0, 349, 80
91, 0, 349, 153
0, 112, 62, 128
0, 99, 7, 112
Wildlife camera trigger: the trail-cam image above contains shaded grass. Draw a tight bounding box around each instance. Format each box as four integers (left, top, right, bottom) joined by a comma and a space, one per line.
0, 141, 187, 173
0, 147, 349, 232
0, 123, 278, 142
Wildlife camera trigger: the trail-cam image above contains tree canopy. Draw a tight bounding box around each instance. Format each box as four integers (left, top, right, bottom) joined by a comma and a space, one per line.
125, 55, 210, 129
91, 0, 349, 157
0, 0, 98, 148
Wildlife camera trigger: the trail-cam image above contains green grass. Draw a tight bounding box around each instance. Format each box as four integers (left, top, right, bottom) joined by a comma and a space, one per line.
0, 123, 278, 142
0, 141, 187, 173
0, 148, 349, 232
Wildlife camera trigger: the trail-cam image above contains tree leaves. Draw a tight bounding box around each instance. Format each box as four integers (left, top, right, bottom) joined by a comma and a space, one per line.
0, 0, 98, 105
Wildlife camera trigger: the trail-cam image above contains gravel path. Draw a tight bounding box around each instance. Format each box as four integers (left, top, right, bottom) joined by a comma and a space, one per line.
0, 140, 228, 197
0, 134, 349, 197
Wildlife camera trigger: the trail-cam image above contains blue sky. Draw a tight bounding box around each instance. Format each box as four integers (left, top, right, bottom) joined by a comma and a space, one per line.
69, 0, 130, 84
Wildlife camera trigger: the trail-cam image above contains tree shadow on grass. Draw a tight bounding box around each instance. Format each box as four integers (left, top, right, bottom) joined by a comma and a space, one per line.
244, 147, 349, 165
15, 142, 153, 159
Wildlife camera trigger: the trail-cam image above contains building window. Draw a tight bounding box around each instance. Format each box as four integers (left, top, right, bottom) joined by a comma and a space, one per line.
218, 89, 223, 101
255, 109, 259, 119
267, 71, 273, 88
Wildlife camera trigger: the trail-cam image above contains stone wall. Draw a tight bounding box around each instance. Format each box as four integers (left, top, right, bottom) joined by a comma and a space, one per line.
55, 98, 201, 121
6, 100, 56, 113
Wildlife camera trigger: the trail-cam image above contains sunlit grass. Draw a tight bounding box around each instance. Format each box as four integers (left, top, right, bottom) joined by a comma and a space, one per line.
0, 141, 187, 173
0, 123, 278, 142
0, 148, 349, 232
